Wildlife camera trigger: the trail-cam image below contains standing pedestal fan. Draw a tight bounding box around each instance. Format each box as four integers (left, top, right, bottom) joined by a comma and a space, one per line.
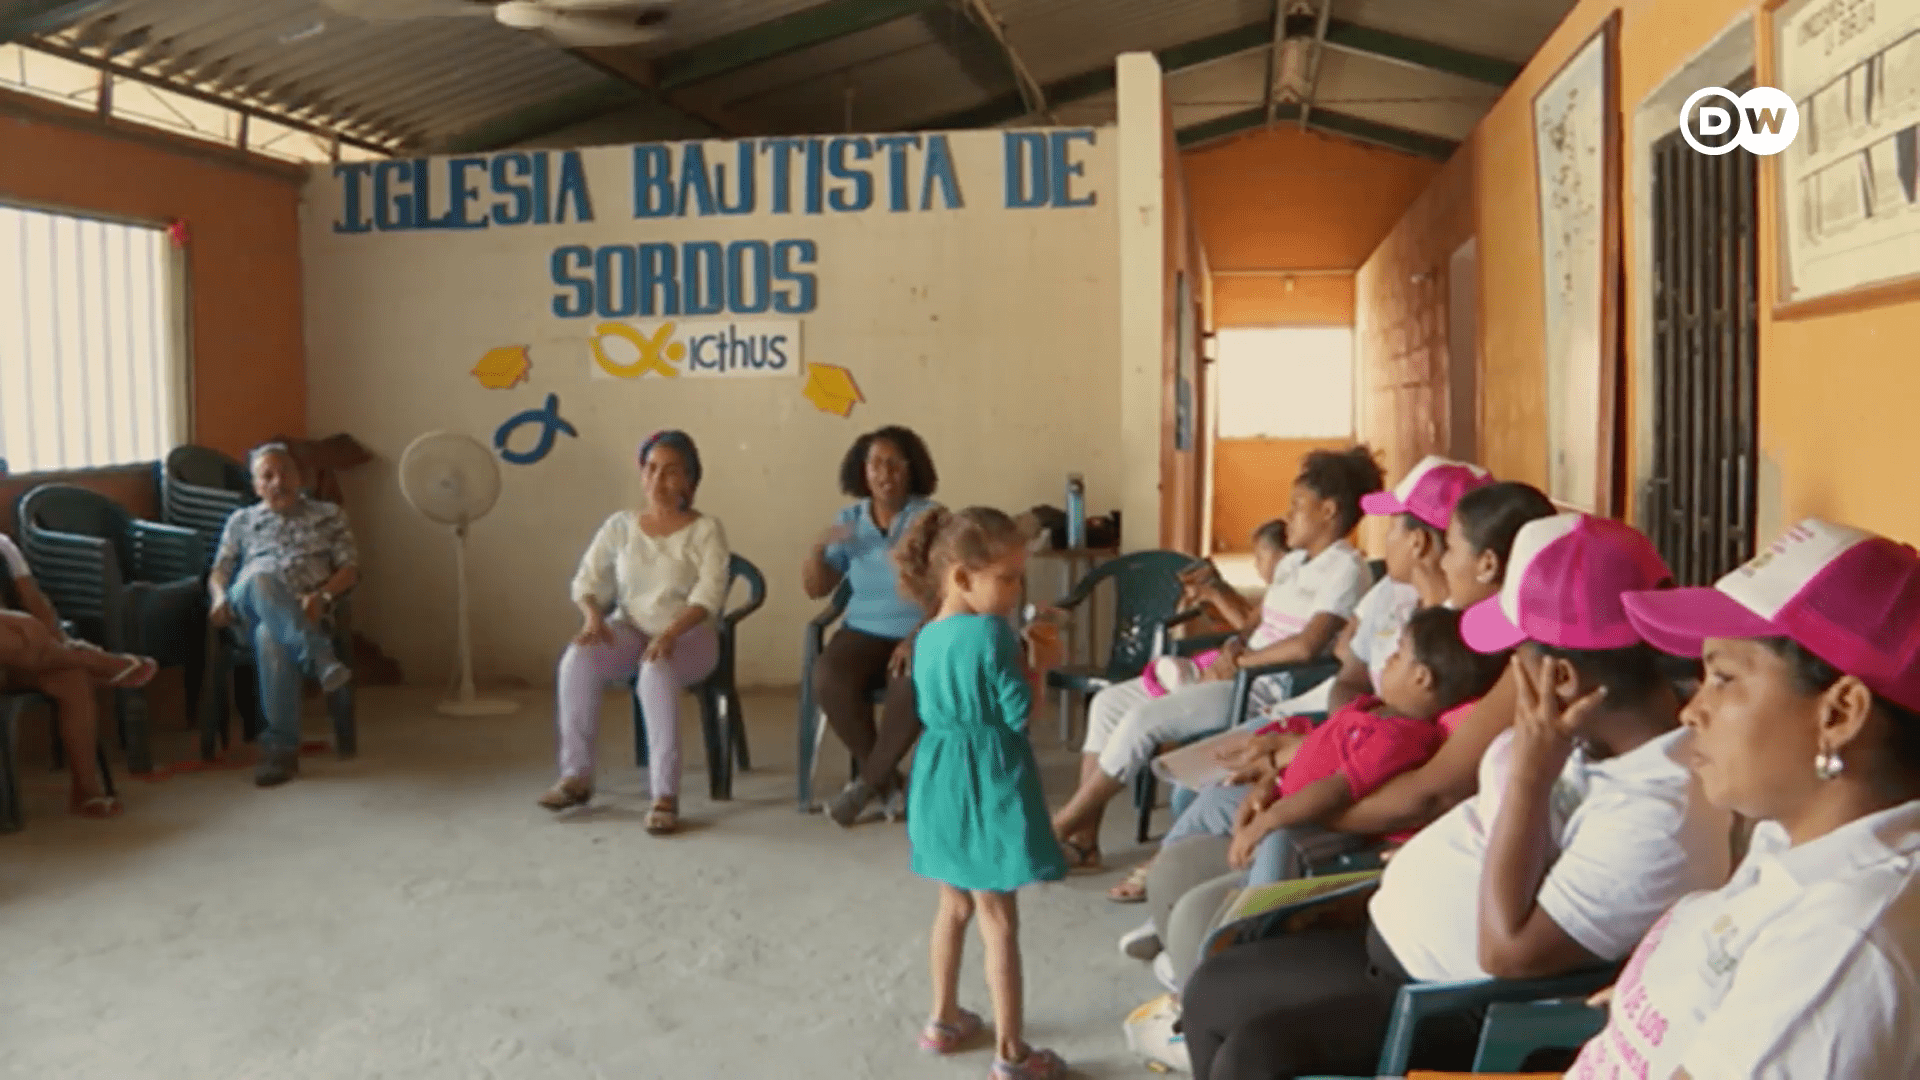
399, 431, 521, 717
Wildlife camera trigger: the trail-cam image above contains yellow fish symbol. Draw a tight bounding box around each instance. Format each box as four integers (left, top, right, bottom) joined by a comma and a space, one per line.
471, 345, 532, 389
591, 322, 683, 379
802, 363, 863, 418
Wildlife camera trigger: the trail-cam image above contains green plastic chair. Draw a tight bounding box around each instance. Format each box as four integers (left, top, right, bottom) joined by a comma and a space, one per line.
156, 445, 253, 570
633, 553, 765, 801
1043, 549, 1203, 744
1208, 875, 1617, 1078
15, 483, 208, 774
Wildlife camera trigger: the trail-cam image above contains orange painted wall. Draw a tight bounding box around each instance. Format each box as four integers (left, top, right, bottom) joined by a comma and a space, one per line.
1184, 126, 1442, 327
1363, 0, 1920, 546
1355, 148, 1477, 484
0, 90, 310, 488
1211, 437, 1351, 552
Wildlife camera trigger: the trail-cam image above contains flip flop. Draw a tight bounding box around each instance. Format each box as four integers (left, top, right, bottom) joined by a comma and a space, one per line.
537, 779, 592, 811
918, 1008, 985, 1054
107, 655, 158, 689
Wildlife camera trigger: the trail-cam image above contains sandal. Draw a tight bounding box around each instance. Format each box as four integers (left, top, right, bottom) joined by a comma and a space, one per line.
644, 800, 678, 835
69, 782, 123, 819
1060, 836, 1102, 873
992, 1046, 1066, 1079
1107, 863, 1151, 903
107, 655, 158, 689
918, 1008, 985, 1054
537, 778, 592, 811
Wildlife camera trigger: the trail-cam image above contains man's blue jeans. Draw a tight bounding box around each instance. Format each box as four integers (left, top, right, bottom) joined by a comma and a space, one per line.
231, 572, 338, 754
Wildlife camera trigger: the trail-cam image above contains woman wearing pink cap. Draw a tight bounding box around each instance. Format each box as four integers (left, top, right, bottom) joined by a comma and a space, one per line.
1540, 519, 1920, 1079
1178, 513, 1732, 1080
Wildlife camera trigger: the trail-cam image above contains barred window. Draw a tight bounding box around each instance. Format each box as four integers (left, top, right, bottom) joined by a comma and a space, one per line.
0, 203, 187, 473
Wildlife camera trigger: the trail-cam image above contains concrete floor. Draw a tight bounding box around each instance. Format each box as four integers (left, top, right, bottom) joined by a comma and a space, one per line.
0, 687, 1170, 1079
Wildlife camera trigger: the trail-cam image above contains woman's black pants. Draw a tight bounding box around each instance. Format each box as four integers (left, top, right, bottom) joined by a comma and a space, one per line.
1180, 920, 1480, 1080
813, 627, 921, 791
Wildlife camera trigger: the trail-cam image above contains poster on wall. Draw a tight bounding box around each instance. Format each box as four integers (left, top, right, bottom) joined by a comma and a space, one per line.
1532, 13, 1622, 514
1769, 0, 1920, 314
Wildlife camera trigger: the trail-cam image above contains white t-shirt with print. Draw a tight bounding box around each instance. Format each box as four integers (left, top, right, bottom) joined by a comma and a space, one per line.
1567, 800, 1920, 1080
1369, 727, 1733, 983
1241, 541, 1371, 717
1256, 575, 1417, 718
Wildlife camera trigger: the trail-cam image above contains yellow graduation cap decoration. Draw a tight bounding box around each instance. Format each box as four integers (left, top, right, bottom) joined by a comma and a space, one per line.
802, 362, 863, 418
472, 345, 532, 390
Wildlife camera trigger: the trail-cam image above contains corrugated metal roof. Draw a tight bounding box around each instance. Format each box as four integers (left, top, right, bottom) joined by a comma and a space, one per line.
11, 0, 1576, 155
993, 0, 1271, 86
37, 0, 618, 150
1311, 47, 1499, 141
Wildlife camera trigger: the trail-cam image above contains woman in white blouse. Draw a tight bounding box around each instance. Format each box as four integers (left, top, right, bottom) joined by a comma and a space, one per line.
1557, 518, 1920, 1079
538, 430, 730, 835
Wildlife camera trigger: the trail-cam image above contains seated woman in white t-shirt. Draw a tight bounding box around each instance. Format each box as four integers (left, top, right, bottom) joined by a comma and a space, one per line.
1542, 520, 1920, 1080
1048, 446, 1385, 869
1105, 456, 1491, 904
537, 430, 730, 836
1178, 514, 1733, 1080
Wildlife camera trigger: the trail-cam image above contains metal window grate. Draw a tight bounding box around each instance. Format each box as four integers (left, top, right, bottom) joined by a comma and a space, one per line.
0, 204, 185, 474
1643, 90, 1761, 587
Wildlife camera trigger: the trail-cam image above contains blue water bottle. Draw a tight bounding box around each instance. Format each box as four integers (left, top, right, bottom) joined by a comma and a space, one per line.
1065, 474, 1086, 550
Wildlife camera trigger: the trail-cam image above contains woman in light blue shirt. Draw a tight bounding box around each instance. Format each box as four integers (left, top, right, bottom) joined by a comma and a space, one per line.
800, 425, 941, 826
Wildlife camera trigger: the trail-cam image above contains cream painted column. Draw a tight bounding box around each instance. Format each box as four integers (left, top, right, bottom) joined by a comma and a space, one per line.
1115, 52, 1165, 552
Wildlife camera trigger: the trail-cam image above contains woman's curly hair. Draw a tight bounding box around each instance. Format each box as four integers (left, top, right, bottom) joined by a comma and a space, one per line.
839, 425, 938, 499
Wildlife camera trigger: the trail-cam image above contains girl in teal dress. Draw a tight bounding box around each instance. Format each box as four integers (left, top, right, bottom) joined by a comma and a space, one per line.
894, 505, 1069, 1080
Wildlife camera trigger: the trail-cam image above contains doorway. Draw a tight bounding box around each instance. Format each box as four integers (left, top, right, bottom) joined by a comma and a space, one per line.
1641, 76, 1760, 585
1207, 326, 1354, 552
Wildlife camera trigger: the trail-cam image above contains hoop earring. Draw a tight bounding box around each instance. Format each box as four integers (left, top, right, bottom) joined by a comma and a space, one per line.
1814, 749, 1845, 781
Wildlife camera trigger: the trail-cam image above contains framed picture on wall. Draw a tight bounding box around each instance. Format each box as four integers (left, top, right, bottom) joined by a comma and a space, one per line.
1174, 271, 1195, 452
1765, 0, 1920, 318
1531, 11, 1623, 515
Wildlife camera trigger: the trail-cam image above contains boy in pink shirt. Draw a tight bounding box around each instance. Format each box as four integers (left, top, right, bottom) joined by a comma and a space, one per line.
1226, 606, 1507, 870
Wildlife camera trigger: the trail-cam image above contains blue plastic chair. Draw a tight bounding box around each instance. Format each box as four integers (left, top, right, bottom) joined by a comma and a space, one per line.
633, 553, 765, 801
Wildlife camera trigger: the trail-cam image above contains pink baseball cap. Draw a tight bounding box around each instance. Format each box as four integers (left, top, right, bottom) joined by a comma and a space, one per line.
1360, 455, 1494, 530
1623, 519, 1920, 712
1461, 513, 1673, 653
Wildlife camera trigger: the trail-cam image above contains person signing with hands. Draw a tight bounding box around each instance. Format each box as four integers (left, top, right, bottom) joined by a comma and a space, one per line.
805, 426, 942, 826
207, 442, 358, 788
541, 431, 729, 835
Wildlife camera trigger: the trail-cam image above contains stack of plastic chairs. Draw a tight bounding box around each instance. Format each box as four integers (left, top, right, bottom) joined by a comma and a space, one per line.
158, 446, 253, 569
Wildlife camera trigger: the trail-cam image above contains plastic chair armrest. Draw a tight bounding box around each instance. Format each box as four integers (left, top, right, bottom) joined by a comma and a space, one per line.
1474, 1000, 1609, 1072
1376, 968, 1620, 1076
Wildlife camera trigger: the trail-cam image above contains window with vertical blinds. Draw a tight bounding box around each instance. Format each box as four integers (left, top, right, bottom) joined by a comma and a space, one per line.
0, 203, 186, 474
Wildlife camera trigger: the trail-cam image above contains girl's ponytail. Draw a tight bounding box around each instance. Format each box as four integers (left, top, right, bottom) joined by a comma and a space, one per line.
895, 505, 952, 610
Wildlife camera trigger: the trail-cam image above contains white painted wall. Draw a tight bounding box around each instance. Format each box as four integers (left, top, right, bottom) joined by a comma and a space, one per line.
1115, 53, 1165, 552
299, 129, 1119, 687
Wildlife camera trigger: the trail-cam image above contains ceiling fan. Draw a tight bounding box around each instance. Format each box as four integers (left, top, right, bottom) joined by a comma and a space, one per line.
317, 0, 677, 48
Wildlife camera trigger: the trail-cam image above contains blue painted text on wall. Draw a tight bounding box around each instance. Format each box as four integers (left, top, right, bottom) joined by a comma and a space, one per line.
328, 130, 1102, 233
551, 239, 817, 318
